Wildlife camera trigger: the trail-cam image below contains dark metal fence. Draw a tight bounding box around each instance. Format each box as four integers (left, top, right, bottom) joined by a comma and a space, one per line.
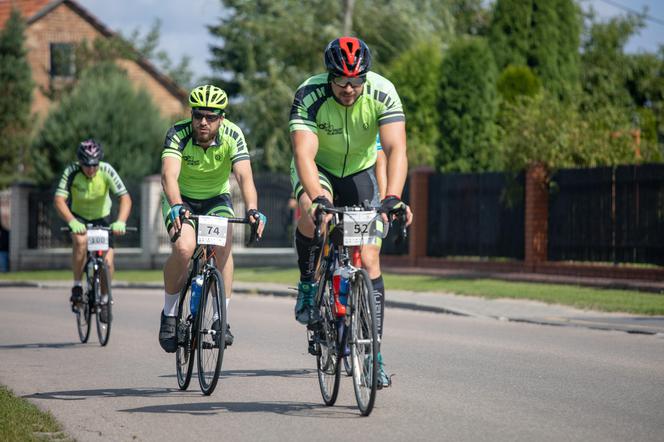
426, 172, 524, 259
28, 182, 142, 249
549, 164, 664, 265
254, 173, 294, 248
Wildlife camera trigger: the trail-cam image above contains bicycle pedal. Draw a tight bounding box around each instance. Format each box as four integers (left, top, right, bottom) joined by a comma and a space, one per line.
307, 340, 320, 356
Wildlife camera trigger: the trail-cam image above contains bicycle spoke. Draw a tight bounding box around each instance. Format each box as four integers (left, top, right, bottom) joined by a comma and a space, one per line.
197, 269, 226, 395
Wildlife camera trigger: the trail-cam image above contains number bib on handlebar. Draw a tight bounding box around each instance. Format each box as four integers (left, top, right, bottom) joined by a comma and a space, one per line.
343, 210, 379, 246
197, 215, 229, 246
87, 229, 109, 251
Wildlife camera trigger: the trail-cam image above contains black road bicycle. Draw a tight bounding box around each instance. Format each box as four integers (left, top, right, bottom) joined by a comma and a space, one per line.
62, 225, 137, 346
172, 213, 259, 395
308, 204, 406, 416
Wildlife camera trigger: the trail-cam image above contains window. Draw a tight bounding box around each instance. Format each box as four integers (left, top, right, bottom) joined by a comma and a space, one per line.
50, 43, 75, 78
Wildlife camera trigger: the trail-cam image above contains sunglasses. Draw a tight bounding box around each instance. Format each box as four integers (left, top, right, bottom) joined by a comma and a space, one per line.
331, 76, 365, 87
192, 110, 223, 122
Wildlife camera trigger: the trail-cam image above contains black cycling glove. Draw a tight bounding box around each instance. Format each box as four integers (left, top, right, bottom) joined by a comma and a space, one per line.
379, 195, 406, 215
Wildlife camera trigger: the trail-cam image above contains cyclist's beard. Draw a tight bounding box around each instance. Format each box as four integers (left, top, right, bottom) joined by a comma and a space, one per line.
193, 126, 216, 145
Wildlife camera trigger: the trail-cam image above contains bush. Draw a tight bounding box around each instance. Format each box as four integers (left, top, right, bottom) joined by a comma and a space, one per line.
497, 65, 541, 103
32, 63, 170, 184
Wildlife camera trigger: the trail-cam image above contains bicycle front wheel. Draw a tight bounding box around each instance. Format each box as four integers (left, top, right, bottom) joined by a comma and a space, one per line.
176, 277, 196, 390
197, 268, 226, 395
316, 278, 341, 406
76, 265, 93, 343
349, 269, 378, 416
95, 261, 112, 346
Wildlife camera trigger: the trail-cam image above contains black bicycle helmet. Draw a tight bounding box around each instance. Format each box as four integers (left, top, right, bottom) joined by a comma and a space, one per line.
77, 139, 103, 166
324, 37, 372, 77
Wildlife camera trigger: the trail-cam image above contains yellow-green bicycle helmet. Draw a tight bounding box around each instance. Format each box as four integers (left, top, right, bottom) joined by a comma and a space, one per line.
188, 84, 228, 110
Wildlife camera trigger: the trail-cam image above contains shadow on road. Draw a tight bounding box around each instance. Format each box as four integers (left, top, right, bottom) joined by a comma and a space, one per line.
158, 368, 314, 380
119, 401, 357, 417
23, 387, 189, 401
0, 342, 81, 350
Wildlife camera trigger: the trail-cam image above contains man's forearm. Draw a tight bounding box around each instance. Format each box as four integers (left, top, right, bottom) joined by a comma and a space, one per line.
385, 147, 408, 198
116, 194, 132, 222
162, 174, 182, 206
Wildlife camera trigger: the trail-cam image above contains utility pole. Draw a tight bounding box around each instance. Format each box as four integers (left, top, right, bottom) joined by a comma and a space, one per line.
343, 0, 355, 35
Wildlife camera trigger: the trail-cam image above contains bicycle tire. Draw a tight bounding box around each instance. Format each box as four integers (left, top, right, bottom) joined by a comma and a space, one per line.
197, 267, 226, 395
176, 276, 196, 390
76, 262, 93, 343
349, 269, 378, 416
95, 261, 112, 346
316, 275, 341, 406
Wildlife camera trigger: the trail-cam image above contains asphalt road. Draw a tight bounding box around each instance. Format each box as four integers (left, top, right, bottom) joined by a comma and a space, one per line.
1, 287, 663, 441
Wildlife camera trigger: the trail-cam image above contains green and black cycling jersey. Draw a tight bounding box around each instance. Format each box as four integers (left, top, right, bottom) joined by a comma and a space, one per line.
161, 117, 250, 200
55, 162, 128, 220
289, 71, 404, 178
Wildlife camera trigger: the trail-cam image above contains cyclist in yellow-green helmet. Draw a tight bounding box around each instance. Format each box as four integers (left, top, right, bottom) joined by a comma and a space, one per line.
158, 84, 267, 353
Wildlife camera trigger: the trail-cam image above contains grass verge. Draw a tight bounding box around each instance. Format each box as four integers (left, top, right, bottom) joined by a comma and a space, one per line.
0, 385, 69, 441
1, 267, 662, 315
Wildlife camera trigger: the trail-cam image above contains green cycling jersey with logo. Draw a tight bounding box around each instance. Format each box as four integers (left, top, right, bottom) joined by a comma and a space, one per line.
289, 71, 404, 178
55, 161, 128, 220
161, 117, 251, 199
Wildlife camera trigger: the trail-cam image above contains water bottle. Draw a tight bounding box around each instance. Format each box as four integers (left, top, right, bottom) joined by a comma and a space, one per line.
332, 267, 350, 317
190, 275, 203, 315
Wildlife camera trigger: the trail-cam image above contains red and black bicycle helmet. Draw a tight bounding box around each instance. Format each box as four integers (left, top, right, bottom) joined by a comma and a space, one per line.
324, 37, 372, 77
77, 139, 103, 166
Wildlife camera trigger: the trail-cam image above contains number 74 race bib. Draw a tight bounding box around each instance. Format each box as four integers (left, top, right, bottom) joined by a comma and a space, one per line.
197, 215, 229, 246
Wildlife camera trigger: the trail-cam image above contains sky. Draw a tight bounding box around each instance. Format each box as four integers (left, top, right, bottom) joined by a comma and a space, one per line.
76, 0, 664, 82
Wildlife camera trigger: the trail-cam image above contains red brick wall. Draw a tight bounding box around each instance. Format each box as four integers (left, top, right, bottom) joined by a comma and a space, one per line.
524, 163, 548, 266
25, 3, 185, 120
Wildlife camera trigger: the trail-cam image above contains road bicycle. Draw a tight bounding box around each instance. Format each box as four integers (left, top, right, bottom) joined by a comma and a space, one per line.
172, 213, 259, 396
62, 224, 137, 346
308, 204, 406, 416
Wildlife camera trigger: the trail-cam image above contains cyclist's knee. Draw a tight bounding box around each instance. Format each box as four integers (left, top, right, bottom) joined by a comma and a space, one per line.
172, 237, 195, 259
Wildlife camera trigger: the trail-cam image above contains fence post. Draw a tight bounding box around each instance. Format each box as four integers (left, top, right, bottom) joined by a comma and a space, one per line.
9, 183, 34, 271
408, 167, 434, 266
141, 175, 162, 268
524, 163, 548, 269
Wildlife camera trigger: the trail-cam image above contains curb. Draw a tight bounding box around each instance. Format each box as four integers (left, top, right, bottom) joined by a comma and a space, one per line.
2, 280, 662, 336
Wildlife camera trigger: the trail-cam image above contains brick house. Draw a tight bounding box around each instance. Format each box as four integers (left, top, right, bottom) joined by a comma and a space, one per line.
0, 0, 188, 119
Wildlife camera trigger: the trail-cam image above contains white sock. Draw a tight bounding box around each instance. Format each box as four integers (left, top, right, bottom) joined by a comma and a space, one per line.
101, 294, 109, 303
226, 297, 230, 310
164, 292, 179, 317
74, 280, 82, 287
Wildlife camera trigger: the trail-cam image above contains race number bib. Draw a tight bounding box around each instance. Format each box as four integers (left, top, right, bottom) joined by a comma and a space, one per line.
87, 229, 109, 251
343, 210, 378, 246
197, 215, 229, 246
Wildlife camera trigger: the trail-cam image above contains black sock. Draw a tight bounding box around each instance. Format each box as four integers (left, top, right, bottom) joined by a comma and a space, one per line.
371, 276, 385, 341
295, 228, 321, 282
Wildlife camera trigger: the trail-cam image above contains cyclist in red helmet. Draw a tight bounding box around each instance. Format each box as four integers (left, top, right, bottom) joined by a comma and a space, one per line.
54, 139, 132, 320
289, 37, 413, 388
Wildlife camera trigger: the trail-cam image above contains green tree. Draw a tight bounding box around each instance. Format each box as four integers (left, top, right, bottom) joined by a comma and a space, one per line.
449, 0, 491, 36
386, 40, 443, 167
0, 9, 34, 187
438, 37, 499, 172
208, 0, 454, 172
497, 93, 661, 172
32, 63, 169, 184
497, 65, 541, 103
125, 19, 194, 88
489, 0, 581, 100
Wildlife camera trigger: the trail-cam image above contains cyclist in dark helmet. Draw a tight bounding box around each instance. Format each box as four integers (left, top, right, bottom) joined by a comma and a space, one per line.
54, 139, 132, 322
289, 37, 413, 389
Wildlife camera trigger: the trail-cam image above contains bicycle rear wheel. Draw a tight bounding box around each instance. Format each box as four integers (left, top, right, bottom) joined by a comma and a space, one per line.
95, 262, 112, 346
176, 277, 196, 390
197, 268, 226, 395
76, 264, 93, 343
316, 278, 341, 406
349, 269, 378, 416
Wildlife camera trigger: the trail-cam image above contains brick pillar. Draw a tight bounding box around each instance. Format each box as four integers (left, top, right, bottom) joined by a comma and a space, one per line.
524, 163, 548, 268
408, 167, 435, 265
